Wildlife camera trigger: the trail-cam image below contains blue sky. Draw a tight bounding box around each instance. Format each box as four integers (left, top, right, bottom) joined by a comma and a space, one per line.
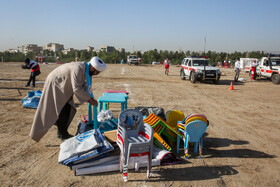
0, 0, 279, 53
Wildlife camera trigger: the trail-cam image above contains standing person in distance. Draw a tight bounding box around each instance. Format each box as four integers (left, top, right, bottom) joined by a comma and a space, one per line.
164, 58, 170, 75
21, 58, 41, 87
250, 59, 258, 80
234, 58, 241, 82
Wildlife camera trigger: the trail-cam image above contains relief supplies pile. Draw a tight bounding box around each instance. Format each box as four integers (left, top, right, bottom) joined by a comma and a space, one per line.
58, 107, 181, 175
58, 128, 180, 175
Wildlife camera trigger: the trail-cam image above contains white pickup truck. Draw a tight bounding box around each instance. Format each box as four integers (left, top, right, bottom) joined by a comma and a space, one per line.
127, 55, 139, 65
180, 56, 221, 84
254, 54, 280, 84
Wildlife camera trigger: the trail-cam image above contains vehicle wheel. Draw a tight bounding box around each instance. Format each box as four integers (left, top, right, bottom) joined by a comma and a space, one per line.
271, 74, 280, 84
190, 72, 196, 83
180, 70, 186, 80
136, 63, 138, 66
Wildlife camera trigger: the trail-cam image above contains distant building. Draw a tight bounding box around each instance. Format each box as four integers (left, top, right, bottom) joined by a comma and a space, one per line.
7, 49, 19, 53
94, 49, 101, 53
20, 44, 43, 54
197, 51, 204, 55
118, 48, 125, 52
179, 47, 182, 54
86, 46, 94, 52
62, 48, 75, 54
44, 43, 64, 52
101, 46, 115, 53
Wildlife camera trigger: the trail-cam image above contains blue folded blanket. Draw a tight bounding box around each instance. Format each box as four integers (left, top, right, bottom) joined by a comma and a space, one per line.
21, 90, 42, 109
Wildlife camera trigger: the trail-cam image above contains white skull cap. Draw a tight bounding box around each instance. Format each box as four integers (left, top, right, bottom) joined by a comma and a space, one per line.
90, 57, 106, 72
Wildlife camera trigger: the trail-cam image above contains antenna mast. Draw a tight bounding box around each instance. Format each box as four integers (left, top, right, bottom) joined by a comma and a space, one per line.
204, 36, 206, 54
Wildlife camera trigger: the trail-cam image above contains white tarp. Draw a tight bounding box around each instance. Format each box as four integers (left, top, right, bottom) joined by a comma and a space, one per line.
58, 129, 100, 163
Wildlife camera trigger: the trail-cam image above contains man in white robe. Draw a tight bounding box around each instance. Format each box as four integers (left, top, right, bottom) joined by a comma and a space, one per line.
30, 57, 106, 142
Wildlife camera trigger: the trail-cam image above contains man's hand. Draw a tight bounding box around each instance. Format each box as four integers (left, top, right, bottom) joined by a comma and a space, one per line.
21, 64, 27, 69
88, 98, 98, 106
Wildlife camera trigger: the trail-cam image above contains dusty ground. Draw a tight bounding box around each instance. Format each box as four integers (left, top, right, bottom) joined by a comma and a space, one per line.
0, 62, 279, 187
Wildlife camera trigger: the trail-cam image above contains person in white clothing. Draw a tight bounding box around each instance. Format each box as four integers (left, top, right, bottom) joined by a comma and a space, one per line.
234, 58, 241, 82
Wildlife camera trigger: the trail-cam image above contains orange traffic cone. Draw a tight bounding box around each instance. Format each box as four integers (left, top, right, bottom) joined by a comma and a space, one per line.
229, 82, 234, 90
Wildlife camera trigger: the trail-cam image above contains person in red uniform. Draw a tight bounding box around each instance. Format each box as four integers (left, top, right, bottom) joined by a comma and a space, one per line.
21, 58, 41, 87
250, 59, 258, 80
164, 58, 170, 75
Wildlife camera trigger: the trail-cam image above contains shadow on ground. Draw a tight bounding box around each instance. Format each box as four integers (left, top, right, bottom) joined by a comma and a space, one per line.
176, 136, 275, 159
85, 164, 238, 182
0, 78, 29, 82
0, 98, 22, 101
203, 148, 276, 159
204, 137, 249, 148
0, 87, 30, 90
213, 79, 245, 86
130, 165, 238, 182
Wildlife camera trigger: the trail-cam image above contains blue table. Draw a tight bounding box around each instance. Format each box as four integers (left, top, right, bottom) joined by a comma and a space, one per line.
98, 93, 128, 112
102, 93, 128, 109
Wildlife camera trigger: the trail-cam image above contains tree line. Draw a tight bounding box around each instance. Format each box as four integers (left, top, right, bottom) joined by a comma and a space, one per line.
0, 49, 269, 65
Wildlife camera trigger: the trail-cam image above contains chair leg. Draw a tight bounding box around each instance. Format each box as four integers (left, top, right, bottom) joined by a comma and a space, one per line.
194, 142, 198, 154
176, 134, 180, 154
123, 159, 128, 182
199, 138, 203, 158
119, 152, 123, 172
147, 153, 151, 178
184, 134, 189, 159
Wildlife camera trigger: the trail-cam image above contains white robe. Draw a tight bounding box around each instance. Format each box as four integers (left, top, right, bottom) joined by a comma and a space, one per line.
30, 62, 91, 142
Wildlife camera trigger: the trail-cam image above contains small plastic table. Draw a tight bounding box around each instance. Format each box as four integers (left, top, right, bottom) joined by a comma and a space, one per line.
98, 94, 127, 113
102, 92, 128, 109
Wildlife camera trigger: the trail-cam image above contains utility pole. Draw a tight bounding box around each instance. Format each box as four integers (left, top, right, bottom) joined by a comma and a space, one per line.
204, 36, 206, 54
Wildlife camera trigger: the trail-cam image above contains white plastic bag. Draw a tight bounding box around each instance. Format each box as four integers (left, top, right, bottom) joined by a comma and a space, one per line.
97, 110, 114, 122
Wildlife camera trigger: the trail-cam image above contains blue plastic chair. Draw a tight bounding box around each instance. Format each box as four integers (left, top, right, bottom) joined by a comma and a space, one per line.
177, 120, 207, 159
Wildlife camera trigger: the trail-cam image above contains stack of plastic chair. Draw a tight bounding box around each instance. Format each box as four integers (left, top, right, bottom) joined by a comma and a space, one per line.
178, 114, 209, 130
177, 114, 208, 159
116, 109, 153, 182
166, 110, 185, 145
143, 113, 182, 151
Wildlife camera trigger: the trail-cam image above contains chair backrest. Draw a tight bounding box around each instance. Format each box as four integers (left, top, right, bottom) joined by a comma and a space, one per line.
183, 114, 207, 124
118, 109, 143, 131
185, 120, 207, 142
185, 116, 208, 125
166, 110, 185, 129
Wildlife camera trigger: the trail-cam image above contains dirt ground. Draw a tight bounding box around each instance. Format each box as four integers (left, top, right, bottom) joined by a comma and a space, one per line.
0, 62, 279, 187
